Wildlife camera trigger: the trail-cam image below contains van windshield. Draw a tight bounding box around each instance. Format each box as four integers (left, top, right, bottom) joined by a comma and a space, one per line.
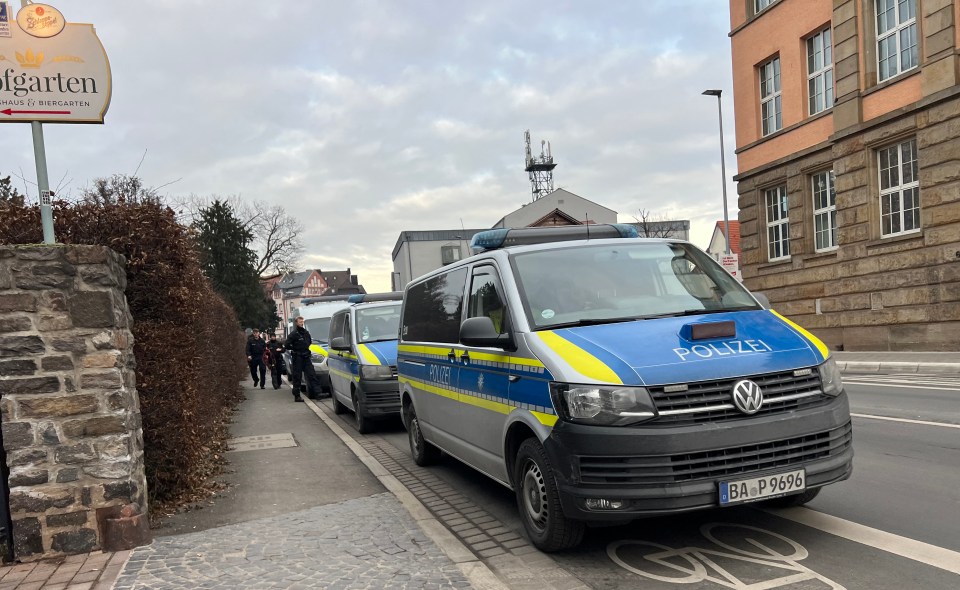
305, 318, 332, 344
356, 303, 402, 343
511, 242, 760, 330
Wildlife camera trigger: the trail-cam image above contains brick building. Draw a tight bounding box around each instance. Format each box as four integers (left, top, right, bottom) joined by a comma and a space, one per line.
729, 0, 960, 350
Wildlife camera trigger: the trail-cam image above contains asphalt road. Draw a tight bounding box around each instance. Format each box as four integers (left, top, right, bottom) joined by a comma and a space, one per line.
328, 373, 960, 589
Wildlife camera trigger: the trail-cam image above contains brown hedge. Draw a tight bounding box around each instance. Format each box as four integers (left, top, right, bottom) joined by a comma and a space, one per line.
0, 198, 245, 507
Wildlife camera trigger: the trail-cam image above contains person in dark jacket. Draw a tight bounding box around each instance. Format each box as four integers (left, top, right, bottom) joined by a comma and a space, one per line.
246, 329, 267, 388
284, 316, 316, 402
266, 333, 286, 389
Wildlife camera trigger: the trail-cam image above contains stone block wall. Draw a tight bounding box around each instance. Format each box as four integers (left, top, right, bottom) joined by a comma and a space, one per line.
0, 245, 147, 560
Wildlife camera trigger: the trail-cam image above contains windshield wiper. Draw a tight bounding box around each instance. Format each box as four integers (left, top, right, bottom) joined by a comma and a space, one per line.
638, 307, 757, 319
538, 317, 639, 330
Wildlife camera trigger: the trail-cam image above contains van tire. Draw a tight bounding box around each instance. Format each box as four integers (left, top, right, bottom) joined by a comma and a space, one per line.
352, 391, 373, 434
514, 438, 585, 552
332, 391, 348, 415
763, 487, 821, 508
408, 405, 440, 466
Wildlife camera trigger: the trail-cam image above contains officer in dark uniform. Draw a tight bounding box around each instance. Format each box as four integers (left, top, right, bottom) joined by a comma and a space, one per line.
246, 329, 267, 388
266, 333, 286, 389
284, 316, 315, 402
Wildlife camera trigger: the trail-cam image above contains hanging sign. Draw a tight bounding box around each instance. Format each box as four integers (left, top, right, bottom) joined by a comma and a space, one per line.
0, 3, 12, 38
0, 5, 110, 123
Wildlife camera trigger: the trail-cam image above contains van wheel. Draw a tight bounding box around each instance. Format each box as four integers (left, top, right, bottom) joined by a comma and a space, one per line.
352, 391, 373, 434
514, 438, 585, 552
764, 487, 821, 508
407, 404, 440, 466
332, 391, 348, 415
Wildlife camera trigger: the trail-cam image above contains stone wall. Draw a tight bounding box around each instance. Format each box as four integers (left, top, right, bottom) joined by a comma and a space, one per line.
0, 245, 147, 560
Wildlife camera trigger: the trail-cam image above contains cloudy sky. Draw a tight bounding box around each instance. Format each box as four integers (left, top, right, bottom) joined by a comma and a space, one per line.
1, 1, 737, 292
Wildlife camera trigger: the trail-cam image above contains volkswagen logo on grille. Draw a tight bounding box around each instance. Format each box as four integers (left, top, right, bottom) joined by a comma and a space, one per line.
732, 379, 764, 415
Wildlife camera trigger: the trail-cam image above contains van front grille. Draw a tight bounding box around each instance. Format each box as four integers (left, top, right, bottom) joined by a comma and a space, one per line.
578, 422, 852, 485
647, 368, 830, 425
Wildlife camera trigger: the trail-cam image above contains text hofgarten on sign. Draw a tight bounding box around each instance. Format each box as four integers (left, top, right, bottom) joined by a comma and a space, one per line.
0, 3, 111, 123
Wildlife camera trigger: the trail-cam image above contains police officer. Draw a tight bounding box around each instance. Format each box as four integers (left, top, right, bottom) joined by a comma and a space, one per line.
284, 316, 315, 402
266, 333, 286, 389
245, 329, 267, 389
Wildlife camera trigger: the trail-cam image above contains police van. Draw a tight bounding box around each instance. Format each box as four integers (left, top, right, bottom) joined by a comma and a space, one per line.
292, 296, 352, 397
397, 224, 853, 551
327, 293, 404, 433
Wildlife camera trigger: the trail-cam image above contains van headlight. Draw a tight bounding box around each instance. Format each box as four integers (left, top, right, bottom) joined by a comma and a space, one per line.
818, 357, 843, 396
550, 383, 657, 426
311, 351, 326, 364
360, 365, 394, 380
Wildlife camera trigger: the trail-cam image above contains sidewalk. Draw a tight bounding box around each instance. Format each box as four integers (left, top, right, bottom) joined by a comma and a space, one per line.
0, 381, 488, 590
834, 351, 960, 374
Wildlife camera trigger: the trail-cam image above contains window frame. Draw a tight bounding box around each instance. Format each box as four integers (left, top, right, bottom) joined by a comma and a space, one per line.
399, 267, 468, 344
467, 265, 511, 336
755, 0, 778, 15
875, 0, 918, 82
765, 185, 791, 262
441, 244, 462, 266
759, 56, 782, 136
811, 170, 838, 252
877, 138, 921, 238
806, 27, 834, 116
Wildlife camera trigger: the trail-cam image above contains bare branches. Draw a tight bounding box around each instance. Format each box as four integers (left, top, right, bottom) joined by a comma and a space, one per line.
633, 209, 688, 238
180, 195, 304, 276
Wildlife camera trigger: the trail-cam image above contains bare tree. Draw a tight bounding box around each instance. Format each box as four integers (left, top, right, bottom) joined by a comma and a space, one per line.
176, 194, 304, 276
632, 209, 688, 238
82, 174, 161, 205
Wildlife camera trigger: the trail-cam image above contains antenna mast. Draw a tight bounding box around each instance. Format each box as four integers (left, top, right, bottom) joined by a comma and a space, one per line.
524, 129, 556, 201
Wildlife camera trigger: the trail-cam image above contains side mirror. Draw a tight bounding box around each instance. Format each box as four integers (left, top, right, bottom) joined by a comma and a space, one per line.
460, 317, 515, 351
330, 337, 350, 351
753, 292, 771, 309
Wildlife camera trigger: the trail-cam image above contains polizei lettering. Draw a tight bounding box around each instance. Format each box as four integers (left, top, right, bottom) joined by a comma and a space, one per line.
428, 364, 452, 386
673, 339, 773, 361
0, 69, 98, 97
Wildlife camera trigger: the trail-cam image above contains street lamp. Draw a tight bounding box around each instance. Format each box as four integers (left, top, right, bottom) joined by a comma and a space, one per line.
702, 89, 732, 255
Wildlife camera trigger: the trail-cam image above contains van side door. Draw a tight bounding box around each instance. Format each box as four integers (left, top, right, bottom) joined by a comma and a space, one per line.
398, 268, 467, 440
457, 264, 515, 479
328, 310, 350, 403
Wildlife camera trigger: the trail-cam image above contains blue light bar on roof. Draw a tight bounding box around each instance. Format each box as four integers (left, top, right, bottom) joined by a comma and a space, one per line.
469, 224, 639, 252
348, 292, 404, 303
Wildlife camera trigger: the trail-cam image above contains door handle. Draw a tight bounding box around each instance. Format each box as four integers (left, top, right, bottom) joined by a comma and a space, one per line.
508, 375, 520, 383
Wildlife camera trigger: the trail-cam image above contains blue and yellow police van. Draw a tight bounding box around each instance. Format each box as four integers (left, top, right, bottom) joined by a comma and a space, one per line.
397, 224, 853, 551
327, 293, 404, 433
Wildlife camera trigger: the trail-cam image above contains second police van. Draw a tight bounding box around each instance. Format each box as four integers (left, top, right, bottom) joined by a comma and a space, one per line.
397, 224, 853, 551
327, 293, 404, 433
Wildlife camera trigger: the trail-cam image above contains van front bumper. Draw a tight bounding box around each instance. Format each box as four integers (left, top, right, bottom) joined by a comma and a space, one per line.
542, 394, 853, 521
357, 378, 401, 417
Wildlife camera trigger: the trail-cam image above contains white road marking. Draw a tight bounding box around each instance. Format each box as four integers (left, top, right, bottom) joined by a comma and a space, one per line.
770, 507, 960, 576
844, 380, 960, 392
851, 413, 960, 429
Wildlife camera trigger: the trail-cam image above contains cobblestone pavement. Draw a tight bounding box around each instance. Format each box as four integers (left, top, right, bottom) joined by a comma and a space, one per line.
350, 435, 589, 590
112, 494, 473, 590
0, 550, 128, 590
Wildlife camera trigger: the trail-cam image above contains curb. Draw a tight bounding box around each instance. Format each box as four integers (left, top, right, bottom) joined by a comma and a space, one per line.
838, 362, 960, 374
302, 397, 510, 590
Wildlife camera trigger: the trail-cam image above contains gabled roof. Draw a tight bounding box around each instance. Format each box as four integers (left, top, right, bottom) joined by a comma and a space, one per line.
715, 221, 741, 254
528, 208, 589, 227
492, 188, 615, 228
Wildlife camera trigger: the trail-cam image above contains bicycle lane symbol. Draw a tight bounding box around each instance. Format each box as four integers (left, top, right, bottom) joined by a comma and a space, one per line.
607, 523, 846, 589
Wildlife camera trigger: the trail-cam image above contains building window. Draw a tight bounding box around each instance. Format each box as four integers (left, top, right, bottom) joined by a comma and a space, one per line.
760, 57, 782, 136
807, 28, 834, 115
441, 245, 462, 265
755, 0, 777, 14
765, 185, 790, 261
812, 170, 838, 251
878, 139, 920, 237
876, 0, 918, 82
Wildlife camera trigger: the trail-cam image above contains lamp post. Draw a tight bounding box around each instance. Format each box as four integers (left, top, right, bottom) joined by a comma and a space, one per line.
702, 89, 731, 255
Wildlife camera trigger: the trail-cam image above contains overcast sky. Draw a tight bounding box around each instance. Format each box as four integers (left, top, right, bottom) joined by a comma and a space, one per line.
1, 1, 737, 292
